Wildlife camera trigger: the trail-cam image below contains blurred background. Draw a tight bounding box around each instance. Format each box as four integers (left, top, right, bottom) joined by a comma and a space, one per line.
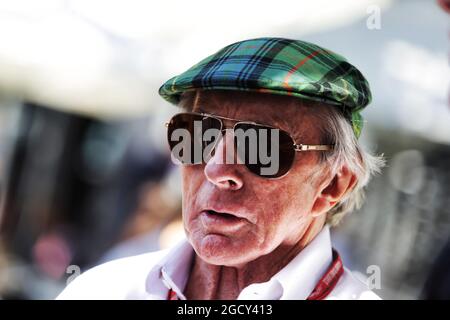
0, 0, 449, 299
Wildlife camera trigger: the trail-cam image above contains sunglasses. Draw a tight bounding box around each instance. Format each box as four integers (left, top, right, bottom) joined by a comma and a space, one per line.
165, 112, 333, 179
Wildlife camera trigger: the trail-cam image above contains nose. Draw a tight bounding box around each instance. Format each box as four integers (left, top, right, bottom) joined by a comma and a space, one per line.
204, 129, 244, 191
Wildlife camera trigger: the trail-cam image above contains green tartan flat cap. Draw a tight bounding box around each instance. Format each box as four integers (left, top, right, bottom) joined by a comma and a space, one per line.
158, 37, 371, 137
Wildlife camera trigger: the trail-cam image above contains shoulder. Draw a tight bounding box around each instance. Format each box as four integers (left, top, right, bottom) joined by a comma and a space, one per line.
56, 249, 169, 300
326, 268, 382, 300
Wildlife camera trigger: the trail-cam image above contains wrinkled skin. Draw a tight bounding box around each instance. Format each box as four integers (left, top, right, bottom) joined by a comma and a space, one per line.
180, 90, 357, 299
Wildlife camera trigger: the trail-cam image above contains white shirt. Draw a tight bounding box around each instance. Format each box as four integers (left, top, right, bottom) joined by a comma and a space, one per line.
57, 225, 380, 300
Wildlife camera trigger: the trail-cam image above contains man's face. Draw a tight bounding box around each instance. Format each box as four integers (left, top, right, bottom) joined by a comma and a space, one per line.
181, 90, 329, 266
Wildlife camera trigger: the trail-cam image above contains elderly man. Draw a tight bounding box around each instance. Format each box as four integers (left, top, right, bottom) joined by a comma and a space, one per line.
58, 37, 384, 300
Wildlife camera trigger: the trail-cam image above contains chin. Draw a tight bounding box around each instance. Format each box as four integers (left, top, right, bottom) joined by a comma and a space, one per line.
188, 233, 248, 266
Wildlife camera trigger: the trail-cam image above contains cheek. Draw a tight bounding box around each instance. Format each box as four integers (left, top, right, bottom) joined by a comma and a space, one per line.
181, 165, 206, 199
254, 171, 317, 237
181, 167, 204, 230
239, 182, 295, 247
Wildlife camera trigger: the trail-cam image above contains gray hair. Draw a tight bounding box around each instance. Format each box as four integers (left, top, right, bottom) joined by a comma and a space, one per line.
310, 103, 385, 226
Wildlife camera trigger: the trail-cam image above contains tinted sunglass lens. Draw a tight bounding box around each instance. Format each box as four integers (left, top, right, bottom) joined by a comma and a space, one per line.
167, 113, 221, 164
234, 124, 295, 178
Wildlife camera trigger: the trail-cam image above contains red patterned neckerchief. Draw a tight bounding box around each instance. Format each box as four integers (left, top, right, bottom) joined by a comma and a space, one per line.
167, 249, 343, 300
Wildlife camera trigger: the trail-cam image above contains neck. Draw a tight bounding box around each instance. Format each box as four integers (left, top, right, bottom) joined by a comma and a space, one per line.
184, 218, 325, 300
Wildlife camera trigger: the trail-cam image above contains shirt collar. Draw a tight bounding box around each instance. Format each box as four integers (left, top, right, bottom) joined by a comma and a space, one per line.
145, 225, 332, 300
145, 239, 194, 300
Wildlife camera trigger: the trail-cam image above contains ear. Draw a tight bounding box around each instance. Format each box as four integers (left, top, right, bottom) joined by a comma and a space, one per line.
311, 165, 358, 217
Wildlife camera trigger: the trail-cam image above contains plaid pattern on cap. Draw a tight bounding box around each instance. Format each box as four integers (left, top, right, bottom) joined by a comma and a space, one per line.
158, 37, 371, 137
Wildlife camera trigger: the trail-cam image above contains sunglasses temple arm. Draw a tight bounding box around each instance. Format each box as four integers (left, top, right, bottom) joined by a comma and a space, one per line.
294, 144, 333, 151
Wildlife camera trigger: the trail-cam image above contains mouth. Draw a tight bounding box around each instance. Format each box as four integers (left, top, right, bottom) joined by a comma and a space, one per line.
205, 210, 239, 220
199, 209, 249, 232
